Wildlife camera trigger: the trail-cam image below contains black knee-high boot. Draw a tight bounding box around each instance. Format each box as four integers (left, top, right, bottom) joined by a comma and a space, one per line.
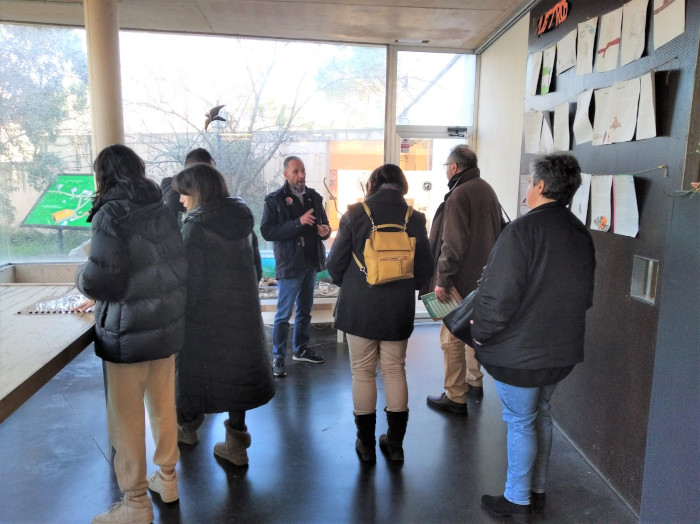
354, 412, 376, 463
379, 409, 408, 462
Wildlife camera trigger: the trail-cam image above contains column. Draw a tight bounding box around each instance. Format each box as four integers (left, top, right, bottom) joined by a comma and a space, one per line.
84, 0, 124, 156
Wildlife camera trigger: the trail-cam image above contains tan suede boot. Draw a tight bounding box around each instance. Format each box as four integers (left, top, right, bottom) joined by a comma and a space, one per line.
213, 419, 251, 466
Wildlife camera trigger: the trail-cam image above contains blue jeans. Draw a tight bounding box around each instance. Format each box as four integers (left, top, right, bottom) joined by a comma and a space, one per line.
494, 380, 558, 505
272, 267, 316, 359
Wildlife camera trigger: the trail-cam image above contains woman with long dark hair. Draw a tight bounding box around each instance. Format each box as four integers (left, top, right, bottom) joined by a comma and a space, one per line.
172, 163, 274, 466
326, 164, 433, 463
76, 144, 187, 523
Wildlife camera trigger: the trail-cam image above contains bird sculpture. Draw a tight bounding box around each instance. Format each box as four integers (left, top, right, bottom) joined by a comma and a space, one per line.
205, 105, 226, 131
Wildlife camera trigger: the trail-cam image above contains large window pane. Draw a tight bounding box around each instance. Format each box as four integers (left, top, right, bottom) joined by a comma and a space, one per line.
0, 25, 91, 264
118, 34, 386, 251
396, 51, 476, 126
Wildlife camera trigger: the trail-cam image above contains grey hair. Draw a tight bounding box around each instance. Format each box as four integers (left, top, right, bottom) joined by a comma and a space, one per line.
447, 145, 478, 171
529, 153, 582, 205
283, 156, 303, 169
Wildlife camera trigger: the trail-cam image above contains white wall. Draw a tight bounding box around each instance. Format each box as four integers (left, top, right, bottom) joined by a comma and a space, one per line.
475, 15, 529, 218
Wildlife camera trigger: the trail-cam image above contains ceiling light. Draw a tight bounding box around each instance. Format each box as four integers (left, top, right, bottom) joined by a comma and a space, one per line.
395, 39, 429, 44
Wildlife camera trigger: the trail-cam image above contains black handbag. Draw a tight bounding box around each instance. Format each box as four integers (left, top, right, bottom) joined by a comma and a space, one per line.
443, 287, 477, 345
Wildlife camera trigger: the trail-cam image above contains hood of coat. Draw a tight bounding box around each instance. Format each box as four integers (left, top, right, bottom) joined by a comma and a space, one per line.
88, 177, 162, 221
184, 197, 254, 240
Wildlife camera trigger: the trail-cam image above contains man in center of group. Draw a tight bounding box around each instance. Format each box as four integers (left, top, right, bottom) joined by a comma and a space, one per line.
261, 156, 331, 377
423, 145, 502, 414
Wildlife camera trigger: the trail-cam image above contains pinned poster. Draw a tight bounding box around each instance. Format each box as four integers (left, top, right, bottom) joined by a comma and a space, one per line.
574, 89, 594, 144
556, 29, 577, 74
597, 8, 623, 72
523, 111, 544, 153
541, 45, 556, 94
553, 102, 570, 151
621, 0, 649, 66
528, 51, 543, 96
577, 17, 598, 75
653, 0, 685, 50
571, 173, 592, 225
590, 175, 613, 232
636, 71, 657, 140
613, 175, 639, 237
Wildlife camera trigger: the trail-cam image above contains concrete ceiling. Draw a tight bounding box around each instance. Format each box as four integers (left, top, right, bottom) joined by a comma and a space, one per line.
0, 0, 534, 51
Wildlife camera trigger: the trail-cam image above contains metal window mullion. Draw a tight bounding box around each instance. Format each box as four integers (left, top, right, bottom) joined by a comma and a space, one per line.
384, 44, 399, 165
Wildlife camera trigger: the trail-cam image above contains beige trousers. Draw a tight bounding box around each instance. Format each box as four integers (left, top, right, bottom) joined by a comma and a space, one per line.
440, 323, 483, 403
346, 334, 409, 414
104, 355, 179, 495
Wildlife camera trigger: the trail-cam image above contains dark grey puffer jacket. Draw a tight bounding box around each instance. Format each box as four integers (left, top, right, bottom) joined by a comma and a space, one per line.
176, 197, 275, 415
76, 180, 187, 364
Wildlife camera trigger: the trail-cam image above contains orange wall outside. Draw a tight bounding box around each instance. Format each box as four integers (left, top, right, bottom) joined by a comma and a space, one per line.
326, 139, 433, 229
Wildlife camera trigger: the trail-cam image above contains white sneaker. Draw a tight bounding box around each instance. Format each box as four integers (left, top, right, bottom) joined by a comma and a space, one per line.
92, 494, 153, 524
148, 470, 179, 503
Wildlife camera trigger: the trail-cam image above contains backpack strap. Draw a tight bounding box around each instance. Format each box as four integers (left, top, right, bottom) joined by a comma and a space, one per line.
361, 202, 412, 232
353, 202, 414, 277
352, 251, 367, 277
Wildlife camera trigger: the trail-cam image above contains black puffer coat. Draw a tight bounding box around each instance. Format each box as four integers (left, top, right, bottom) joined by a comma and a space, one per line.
176, 197, 275, 414
326, 188, 434, 341
76, 180, 187, 364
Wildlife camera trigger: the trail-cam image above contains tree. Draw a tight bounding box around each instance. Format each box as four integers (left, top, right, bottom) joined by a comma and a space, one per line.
120, 38, 387, 222
0, 25, 89, 191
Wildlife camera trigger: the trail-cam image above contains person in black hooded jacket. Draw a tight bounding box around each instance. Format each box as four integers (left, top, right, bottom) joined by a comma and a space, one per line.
172, 163, 275, 467
75, 144, 187, 524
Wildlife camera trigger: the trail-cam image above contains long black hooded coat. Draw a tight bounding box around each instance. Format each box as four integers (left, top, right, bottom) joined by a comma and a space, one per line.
176, 197, 275, 414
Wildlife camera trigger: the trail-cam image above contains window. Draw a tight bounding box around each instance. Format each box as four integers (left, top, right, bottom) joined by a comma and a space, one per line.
1, 26, 478, 266
0, 25, 92, 264
118, 34, 387, 252
396, 51, 476, 126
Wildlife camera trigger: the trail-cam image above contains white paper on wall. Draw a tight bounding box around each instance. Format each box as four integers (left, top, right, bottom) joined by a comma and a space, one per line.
597, 8, 623, 72
574, 89, 594, 144
590, 175, 613, 232
613, 175, 639, 237
621, 0, 649, 66
653, 0, 685, 50
592, 87, 614, 146
571, 173, 592, 225
523, 111, 544, 153
554, 102, 570, 151
577, 17, 598, 75
541, 45, 556, 94
539, 112, 555, 153
528, 52, 543, 96
610, 77, 641, 143
557, 29, 577, 74
636, 71, 657, 140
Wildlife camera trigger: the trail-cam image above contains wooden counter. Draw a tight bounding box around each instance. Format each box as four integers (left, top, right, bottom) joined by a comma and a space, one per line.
0, 285, 95, 423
